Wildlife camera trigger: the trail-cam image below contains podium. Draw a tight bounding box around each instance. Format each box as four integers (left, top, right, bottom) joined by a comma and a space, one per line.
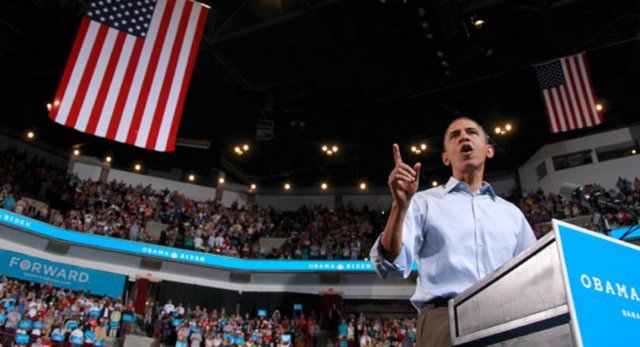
449, 220, 640, 347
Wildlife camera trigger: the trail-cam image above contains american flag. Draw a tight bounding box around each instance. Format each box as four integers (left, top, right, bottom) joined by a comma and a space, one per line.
534, 52, 602, 133
49, 0, 209, 151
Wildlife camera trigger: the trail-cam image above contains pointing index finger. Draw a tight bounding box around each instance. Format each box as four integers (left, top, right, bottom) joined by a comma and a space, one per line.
393, 143, 403, 165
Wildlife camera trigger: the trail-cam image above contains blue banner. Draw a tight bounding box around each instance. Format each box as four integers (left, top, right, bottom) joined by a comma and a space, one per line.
0, 249, 125, 298
16, 334, 29, 344
18, 320, 31, 329
0, 209, 417, 272
122, 314, 134, 322
555, 221, 640, 347
52, 332, 65, 342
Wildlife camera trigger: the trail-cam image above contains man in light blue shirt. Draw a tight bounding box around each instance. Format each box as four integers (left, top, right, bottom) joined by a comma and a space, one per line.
370, 118, 536, 347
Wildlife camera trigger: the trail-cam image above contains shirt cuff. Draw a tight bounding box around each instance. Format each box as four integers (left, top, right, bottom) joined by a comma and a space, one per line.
369, 237, 408, 278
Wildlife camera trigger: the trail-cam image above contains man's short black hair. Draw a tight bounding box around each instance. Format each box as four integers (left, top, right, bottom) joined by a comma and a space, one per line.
443, 116, 491, 150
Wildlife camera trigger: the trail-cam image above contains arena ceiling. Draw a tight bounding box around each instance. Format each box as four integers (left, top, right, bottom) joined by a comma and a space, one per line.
1, 0, 640, 188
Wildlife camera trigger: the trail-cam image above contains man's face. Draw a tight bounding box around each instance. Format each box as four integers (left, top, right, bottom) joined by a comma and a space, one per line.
442, 119, 494, 175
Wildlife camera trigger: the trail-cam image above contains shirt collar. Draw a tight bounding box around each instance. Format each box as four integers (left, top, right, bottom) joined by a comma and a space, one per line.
444, 177, 496, 200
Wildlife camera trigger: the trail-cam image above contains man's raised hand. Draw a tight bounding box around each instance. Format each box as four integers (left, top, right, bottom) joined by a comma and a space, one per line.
388, 143, 421, 209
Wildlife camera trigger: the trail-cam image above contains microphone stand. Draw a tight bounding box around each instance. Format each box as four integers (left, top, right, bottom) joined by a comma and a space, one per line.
591, 211, 611, 237
583, 188, 640, 239
616, 206, 640, 240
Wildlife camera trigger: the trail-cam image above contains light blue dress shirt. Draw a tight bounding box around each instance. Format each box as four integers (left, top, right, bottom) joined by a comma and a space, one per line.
370, 177, 537, 309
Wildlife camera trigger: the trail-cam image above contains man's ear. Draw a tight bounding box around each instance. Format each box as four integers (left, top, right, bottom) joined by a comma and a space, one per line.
441, 152, 450, 166
486, 144, 495, 159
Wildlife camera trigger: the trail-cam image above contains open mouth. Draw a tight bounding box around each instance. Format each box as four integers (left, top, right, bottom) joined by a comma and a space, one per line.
460, 144, 473, 154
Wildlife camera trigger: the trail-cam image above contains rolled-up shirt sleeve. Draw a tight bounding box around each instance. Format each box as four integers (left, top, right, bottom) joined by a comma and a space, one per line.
370, 195, 424, 279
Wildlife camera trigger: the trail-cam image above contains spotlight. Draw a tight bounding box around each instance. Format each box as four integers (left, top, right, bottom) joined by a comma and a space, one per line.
471, 15, 485, 28
284, 183, 291, 190
326, 150, 333, 156
595, 103, 603, 112
359, 182, 367, 191
46, 103, 52, 111
188, 174, 195, 182
72, 149, 80, 156
105, 156, 112, 163
218, 177, 225, 184
632, 149, 637, 155
432, 181, 438, 187
242, 144, 250, 151
321, 182, 328, 190
420, 143, 427, 150
27, 131, 35, 139
494, 122, 514, 136
331, 145, 338, 153
410, 145, 417, 153
321, 145, 328, 152
250, 183, 257, 191
134, 164, 142, 171
53, 100, 60, 106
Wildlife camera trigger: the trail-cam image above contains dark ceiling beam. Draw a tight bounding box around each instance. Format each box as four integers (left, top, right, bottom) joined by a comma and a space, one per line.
210, 0, 250, 39
220, 156, 250, 184
455, 0, 580, 14
201, 39, 254, 90
579, 15, 624, 50
211, 0, 341, 44
0, 18, 24, 36
538, 0, 555, 55
251, 0, 345, 93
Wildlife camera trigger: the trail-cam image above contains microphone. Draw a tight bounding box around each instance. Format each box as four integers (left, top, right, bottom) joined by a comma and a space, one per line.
559, 183, 624, 211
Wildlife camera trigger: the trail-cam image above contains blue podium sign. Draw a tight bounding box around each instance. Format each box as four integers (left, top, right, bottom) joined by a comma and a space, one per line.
554, 220, 640, 347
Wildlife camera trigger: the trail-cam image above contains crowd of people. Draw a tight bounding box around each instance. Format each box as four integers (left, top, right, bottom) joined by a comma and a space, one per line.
334, 314, 417, 347
0, 275, 421, 347
513, 177, 640, 238
50, 178, 383, 261
2, 148, 640, 262
0, 276, 310, 347
0, 277, 136, 347
0, 149, 384, 261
